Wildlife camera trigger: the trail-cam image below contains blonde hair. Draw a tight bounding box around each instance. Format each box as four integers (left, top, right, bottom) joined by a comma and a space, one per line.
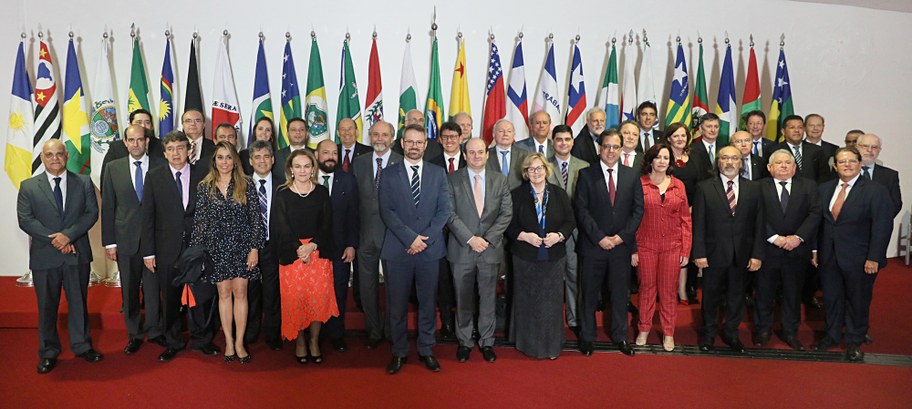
521, 152, 553, 181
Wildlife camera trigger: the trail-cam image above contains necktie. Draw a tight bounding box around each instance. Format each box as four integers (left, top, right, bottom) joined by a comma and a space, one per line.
535, 189, 548, 261
793, 146, 803, 170
374, 158, 383, 190
134, 161, 144, 201
862, 166, 872, 180
410, 165, 421, 207
831, 182, 848, 220
607, 168, 616, 206
742, 158, 751, 180
500, 151, 509, 176
448, 157, 455, 174
644, 132, 652, 151
53, 176, 63, 215
322, 175, 331, 194
708, 144, 715, 165
473, 174, 484, 217
726, 180, 736, 216
175, 171, 185, 209
561, 161, 569, 188
752, 141, 760, 156
623, 153, 630, 167
538, 144, 544, 154
343, 149, 352, 173
258, 179, 268, 240
779, 181, 790, 213
190, 141, 198, 164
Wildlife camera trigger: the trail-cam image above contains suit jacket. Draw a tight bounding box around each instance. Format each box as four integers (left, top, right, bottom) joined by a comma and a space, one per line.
101, 137, 163, 180
691, 176, 765, 268
486, 145, 531, 190
352, 151, 403, 249
776, 141, 830, 183
549, 155, 590, 199
446, 168, 513, 264
760, 177, 821, 260
688, 138, 719, 177
274, 146, 315, 172
17, 171, 98, 270
190, 137, 216, 166
506, 182, 576, 261
325, 171, 360, 260
101, 155, 166, 255
619, 150, 645, 172
338, 142, 372, 173
753, 137, 777, 158
870, 164, 902, 218
259, 171, 286, 248
817, 176, 894, 271
571, 128, 600, 166
635, 128, 665, 154
392, 137, 443, 159
574, 163, 644, 255
378, 161, 450, 261
428, 152, 467, 174
516, 137, 554, 158
239, 148, 283, 176
141, 164, 205, 266
742, 154, 769, 181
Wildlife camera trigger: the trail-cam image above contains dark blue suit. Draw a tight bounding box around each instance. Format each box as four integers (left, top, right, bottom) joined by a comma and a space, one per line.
322, 171, 360, 341
379, 161, 450, 357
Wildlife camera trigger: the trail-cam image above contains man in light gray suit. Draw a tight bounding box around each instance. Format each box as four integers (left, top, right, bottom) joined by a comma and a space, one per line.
516, 111, 555, 157
352, 120, 402, 349
446, 138, 513, 363
18, 139, 102, 374
548, 124, 589, 338
486, 119, 531, 190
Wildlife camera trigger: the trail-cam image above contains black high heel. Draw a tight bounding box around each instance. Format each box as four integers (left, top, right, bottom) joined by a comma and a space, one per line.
238, 353, 251, 364
224, 354, 237, 362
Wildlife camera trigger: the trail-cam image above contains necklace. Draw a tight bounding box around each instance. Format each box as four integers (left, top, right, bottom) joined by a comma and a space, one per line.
291, 180, 313, 198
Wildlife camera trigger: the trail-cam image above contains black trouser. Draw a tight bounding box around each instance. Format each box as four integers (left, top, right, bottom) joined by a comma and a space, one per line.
820, 261, 877, 346
158, 262, 214, 349
118, 253, 161, 341
580, 248, 631, 343
246, 242, 281, 344
701, 264, 746, 341
437, 258, 456, 328
753, 254, 806, 337
324, 259, 351, 340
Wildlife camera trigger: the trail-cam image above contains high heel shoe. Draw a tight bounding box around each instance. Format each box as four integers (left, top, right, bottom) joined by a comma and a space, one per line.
663, 336, 675, 352
238, 353, 251, 364
224, 354, 237, 362
635, 332, 648, 346
295, 352, 309, 365
309, 343, 323, 364
678, 297, 690, 306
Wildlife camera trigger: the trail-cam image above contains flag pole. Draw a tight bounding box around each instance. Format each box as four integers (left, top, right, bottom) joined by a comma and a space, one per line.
780, 33, 786, 48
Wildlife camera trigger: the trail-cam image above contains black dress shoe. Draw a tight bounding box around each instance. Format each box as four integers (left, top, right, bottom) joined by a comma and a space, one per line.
148, 336, 167, 347
386, 356, 406, 374
752, 331, 770, 347
698, 337, 714, 352
569, 326, 581, 340
366, 338, 382, 350
37, 358, 57, 374
722, 337, 746, 353
456, 346, 471, 362
626, 302, 639, 315
192, 343, 219, 356
266, 340, 283, 351
158, 348, 180, 362
814, 336, 838, 352
783, 336, 805, 351
418, 354, 441, 372
124, 338, 144, 355
846, 344, 864, 362
579, 341, 594, 356
618, 341, 636, 357
77, 349, 104, 362
480, 346, 497, 363
439, 325, 456, 340
864, 334, 873, 345
330, 338, 347, 352
686, 287, 699, 304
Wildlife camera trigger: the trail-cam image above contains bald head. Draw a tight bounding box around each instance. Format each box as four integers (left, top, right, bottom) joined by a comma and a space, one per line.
40, 139, 67, 176
729, 131, 753, 157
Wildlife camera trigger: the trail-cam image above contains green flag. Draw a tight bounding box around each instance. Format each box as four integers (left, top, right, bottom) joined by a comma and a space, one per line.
424, 37, 445, 141
690, 42, 709, 135
127, 37, 151, 114
336, 40, 362, 142
305, 37, 330, 149
397, 40, 420, 138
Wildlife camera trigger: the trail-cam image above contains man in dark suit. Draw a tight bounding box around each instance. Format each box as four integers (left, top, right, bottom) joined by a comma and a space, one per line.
428, 121, 467, 173
101, 125, 166, 355
18, 139, 102, 374
776, 115, 830, 183
635, 101, 663, 154
352, 121, 402, 349
274, 117, 313, 172
744, 110, 776, 158
141, 131, 217, 362
337, 118, 371, 173
486, 119, 531, 190
180, 109, 215, 166
804, 114, 838, 181
574, 131, 644, 357
857, 134, 902, 217
243, 140, 285, 351
315, 139, 360, 352
692, 146, 765, 353
618, 121, 644, 169
731, 131, 769, 181
446, 137, 513, 363
684, 113, 724, 302
101, 109, 162, 179
812, 147, 894, 361
753, 149, 821, 350
516, 111, 555, 156
379, 124, 450, 374
571, 108, 606, 166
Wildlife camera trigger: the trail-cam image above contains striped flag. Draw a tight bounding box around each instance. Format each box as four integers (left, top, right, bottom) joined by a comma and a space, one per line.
159, 37, 177, 136
620, 40, 637, 122
249, 37, 273, 146
424, 37, 445, 141
127, 36, 151, 115
336, 39, 362, 141
448, 37, 471, 121
664, 42, 690, 128
532, 40, 560, 128
61, 38, 91, 175
210, 35, 243, 148
715, 42, 737, 146
481, 40, 505, 146
766, 48, 794, 142
363, 36, 383, 145
5, 39, 34, 189
397, 40, 421, 138
90, 37, 119, 185
506, 38, 529, 141
32, 38, 60, 175
739, 45, 761, 130
597, 43, 620, 130
278, 39, 301, 149
691, 41, 709, 135
564, 42, 587, 134
305, 36, 330, 148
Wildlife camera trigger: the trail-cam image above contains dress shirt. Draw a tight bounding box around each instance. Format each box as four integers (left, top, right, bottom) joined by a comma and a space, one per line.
620, 150, 638, 167
467, 167, 486, 203
496, 147, 513, 171
341, 143, 356, 164
829, 174, 861, 211
318, 170, 335, 195
444, 151, 463, 172
640, 129, 656, 150
767, 178, 796, 243
253, 172, 275, 224
170, 162, 191, 210
720, 174, 739, 204
405, 159, 423, 184
45, 170, 67, 210
128, 154, 150, 191
702, 138, 717, 159
189, 136, 204, 164
599, 161, 619, 193
371, 150, 393, 178
532, 139, 548, 154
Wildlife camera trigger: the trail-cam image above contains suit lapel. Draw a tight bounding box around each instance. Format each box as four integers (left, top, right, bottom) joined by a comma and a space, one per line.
712, 178, 732, 217
35, 173, 58, 215
63, 172, 80, 218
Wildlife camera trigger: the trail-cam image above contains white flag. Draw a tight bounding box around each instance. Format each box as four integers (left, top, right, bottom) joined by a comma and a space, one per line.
620, 40, 638, 122
90, 37, 119, 186
531, 40, 561, 130
211, 36, 243, 149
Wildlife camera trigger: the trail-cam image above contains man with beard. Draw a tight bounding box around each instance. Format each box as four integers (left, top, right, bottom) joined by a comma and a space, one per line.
336, 118, 371, 173
571, 108, 606, 165
315, 139, 360, 352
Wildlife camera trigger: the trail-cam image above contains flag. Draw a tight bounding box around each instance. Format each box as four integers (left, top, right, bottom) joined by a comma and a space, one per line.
184, 37, 203, 114
424, 37, 445, 141
305, 36, 330, 148
279, 40, 301, 149
715, 43, 737, 146
159, 37, 177, 136
532, 40, 560, 128
739, 45, 761, 130
90, 37, 119, 186
597, 43, 620, 129
637, 37, 657, 121
481, 40, 505, 146
5, 40, 34, 189
448, 38, 470, 121
127, 36, 151, 115
363, 36, 383, 145
766, 48, 794, 142
506, 39, 529, 141
336, 39, 362, 142
664, 42, 690, 128
691, 42, 709, 134
620, 40, 637, 122
564, 43, 587, 134
32, 39, 60, 175
61, 38, 91, 175
211, 36, 243, 147
397, 40, 421, 138
250, 37, 273, 146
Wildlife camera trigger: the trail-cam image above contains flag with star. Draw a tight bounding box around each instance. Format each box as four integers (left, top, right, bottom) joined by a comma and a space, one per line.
715, 42, 737, 146
397, 39, 421, 138
690, 41, 709, 135
766, 48, 793, 142
597, 42, 620, 129
5, 39, 34, 189
336, 39, 362, 142
740, 44, 761, 131
532, 39, 560, 128
128, 36, 151, 115
564, 42, 587, 134
31, 38, 60, 175
61, 38, 91, 175
664, 42, 690, 128
279, 39, 301, 149
249, 36, 274, 146
363, 35, 383, 144
424, 36, 445, 141
448, 37, 470, 121
305, 36, 330, 148
620, 39, 637, 122
506, 38, 529, 141
481, 40, 505, 146
159, 36, 177, 136
90, 36, 119, 186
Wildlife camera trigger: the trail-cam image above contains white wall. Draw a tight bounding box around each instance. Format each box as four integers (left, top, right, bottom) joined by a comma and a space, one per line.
1, 0, 910, 276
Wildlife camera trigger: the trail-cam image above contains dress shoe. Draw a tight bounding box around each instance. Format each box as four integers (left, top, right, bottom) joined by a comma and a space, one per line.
386, 356, 406, 374
148, 336, 167, 347
782, 335, 805, 351
814, 336, 838, 352
686, 287, 699, 304
472, 328, 481, 341
752, 331, 771, 347
662, 336, 675, 352
480, 346, 497, 363
331, 338, 348, 353
365, 338, 382, 350
418, 354, 441, 372
864, 334, 874, 345
744, 295, 755, 309
192, 343, 219, 356
266, 340, 283, 351
722, 337, 746, 354
158, 348, 181, 362
635, 332, 648, 346
618, 341, 636, 357
439, 324, 456, 340
846, 344, 864, 362
77, 349, 104, 362
698, 336, 714, 352
37, 358, 57, 374
569, 326, 581, 340
627, 302, 639, 315
456, 346, 471, 362
579, 341, 594, 356
124, 338, 144, 355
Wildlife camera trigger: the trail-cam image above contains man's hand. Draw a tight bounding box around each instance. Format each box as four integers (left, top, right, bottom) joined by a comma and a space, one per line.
468, 236, 489, 253
48, 232, 71, 250
144, 257, 156, 273
864, 260, 879, 275
781, 236, 801, 251
341, 247, 356, 263
694, 258, 709, 269
747, 258, 762, 272
105, 248, 118, 261
811, 251, 818, 267
598, 236, 615, 251
408, 235, 429, 255
60, 244, 76, 255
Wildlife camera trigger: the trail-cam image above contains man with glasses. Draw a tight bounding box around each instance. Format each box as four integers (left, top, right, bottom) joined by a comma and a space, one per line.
180, 109, 214, 166
856, 134, 901, 217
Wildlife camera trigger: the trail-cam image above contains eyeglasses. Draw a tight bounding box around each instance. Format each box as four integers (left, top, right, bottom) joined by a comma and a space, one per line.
439, 133, 460, 140
402, 140, 427, 147
856, 143, 881, 151
526, 165, 546, 174
836, 159, 860, 165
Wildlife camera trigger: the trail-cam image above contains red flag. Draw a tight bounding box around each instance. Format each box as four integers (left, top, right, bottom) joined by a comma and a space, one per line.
739, 46, 761, 130
482, 41, 506, 145
363, 36, 383, 145
210, 36, 242, 145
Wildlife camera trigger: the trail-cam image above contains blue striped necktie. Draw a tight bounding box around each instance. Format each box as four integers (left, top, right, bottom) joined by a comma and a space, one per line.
410, 165, 421, 206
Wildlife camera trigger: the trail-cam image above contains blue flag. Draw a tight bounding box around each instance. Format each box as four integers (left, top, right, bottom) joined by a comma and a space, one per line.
159, 39, 175, 136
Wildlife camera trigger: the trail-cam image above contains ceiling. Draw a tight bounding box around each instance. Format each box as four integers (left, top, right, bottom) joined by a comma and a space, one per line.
791, 0, 912, 13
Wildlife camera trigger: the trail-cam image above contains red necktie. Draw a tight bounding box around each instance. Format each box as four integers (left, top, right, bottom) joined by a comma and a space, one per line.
623, 153, 630, 167
342, 149, 351, 172
831, 182, 848, 220
448, 157, 455, 174
607, 168, 616, 205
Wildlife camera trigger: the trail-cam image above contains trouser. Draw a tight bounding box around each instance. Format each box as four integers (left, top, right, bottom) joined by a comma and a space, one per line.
357, 243, 389, 341
386, 256, 439, 357
702, 264, 746, 341
158, 262, 214, 349
33, 264, 92, 358
246, 242, 281, 344
118, 253, 161, 341
325, 259, 351, 340
580, 247, 631, 343
437, 258, 455, 328
564, 233, 579, 327
636, 248, 680, 336
754, 254, 806, 337
451, 259, 499, 348
820, 261, 877, 346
